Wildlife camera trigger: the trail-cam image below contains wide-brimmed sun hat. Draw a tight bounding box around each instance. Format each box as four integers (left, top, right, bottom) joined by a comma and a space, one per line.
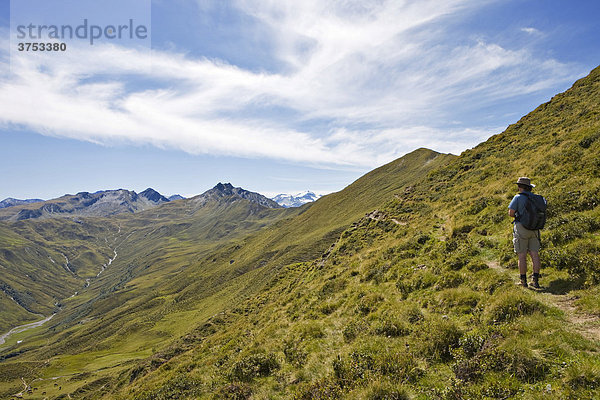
515, 177, 535, 188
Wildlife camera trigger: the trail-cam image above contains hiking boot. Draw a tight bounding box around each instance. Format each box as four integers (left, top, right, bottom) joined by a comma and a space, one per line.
532, 273, 540, 289
520, 277, 528, 288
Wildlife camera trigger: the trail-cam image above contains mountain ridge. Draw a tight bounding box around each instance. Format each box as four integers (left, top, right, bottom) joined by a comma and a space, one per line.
190, 182, 282, 209
0, 198, 44, 209
0, 188, 173, 221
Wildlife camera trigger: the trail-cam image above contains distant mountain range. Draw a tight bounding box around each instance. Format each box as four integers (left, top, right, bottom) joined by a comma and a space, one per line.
0, 197, 44, 209
0, 188, 170, 221
0, 187, 320, 217
0, 184, 277, 221
271, 191, 322, 207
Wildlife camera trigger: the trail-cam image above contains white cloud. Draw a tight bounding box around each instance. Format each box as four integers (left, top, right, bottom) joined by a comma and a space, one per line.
0, 1, 584, 169
521, 27, 542, 35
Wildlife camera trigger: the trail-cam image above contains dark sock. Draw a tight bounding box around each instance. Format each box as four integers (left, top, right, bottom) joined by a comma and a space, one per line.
520, 274, 526, 280
533, 273, 540, 279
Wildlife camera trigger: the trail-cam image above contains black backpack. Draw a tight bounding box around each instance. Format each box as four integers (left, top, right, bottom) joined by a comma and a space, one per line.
518, 192, 547, 230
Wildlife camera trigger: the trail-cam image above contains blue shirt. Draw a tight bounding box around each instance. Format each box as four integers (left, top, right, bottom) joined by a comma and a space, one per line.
508, 192, 529, 221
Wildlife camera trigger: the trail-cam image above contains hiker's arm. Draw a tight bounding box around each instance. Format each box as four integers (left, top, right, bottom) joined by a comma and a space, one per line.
508, 209, 516, 218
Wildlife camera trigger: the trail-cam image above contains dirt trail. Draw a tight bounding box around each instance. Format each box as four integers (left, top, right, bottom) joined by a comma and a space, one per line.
486, 261, 600, 341
12, 377, 31, 398
365, 210, 407, 225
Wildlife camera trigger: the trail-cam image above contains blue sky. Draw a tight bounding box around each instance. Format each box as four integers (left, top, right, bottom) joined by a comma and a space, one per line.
1, 0, 599, 200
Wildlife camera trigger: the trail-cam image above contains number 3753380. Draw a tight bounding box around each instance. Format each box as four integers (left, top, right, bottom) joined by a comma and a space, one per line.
17, 42, 67, 51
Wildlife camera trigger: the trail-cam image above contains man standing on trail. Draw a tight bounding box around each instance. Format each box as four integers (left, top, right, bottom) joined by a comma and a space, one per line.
508, 177, 542, 288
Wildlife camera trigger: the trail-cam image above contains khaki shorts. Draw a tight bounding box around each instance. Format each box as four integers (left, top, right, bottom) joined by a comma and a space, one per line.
513, 223, 541, 253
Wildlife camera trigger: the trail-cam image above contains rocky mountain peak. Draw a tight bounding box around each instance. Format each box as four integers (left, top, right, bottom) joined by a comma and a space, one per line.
139, 188, 170, 203
212, 182, 235, 194
196, 183, 282, 209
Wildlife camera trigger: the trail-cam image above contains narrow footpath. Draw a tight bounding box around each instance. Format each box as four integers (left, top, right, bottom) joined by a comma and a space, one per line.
486, 261, 600, 341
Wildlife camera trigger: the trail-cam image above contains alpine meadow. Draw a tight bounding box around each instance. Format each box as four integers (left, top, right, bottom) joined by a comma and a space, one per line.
0, 62, 599, 399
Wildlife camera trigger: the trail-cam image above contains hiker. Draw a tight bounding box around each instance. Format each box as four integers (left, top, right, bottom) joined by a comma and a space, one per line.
508, 177, 545, 288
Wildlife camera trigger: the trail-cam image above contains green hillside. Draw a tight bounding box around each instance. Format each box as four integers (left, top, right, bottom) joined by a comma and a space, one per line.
1, 65, 599, 399
0, 150, 448, 399
0, 190, 293, 333
116, 66, 600, 399
0, 219, 121, 332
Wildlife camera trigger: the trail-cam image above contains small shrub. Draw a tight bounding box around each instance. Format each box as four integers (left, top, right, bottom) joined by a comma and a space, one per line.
550, 187, 600, 213
561, 240, 600, 285
320, 278, 348, 298
546, 215, 600, 246
476, 379, 520, 399
396, 271, 438, 298
483, 290, 545, 323
372, 316, 410, 337
230, 353, 280, 382
466, 260, 488, 272
445, 255, 470, 271
296, 321, 326, 339
490, 347, 549, 383
578, 132, 600, 149
332, 352, 376, 388
459, 330, 490, 358
135, 375, 204, 400
401, 303, 424, 324
293, 378, 342, 400
320, 300, 340, 315
451, 330, 496, 382
416, 234, 430, 245
452, 352, 484, 382
216, 382, 252, 400
451, 224, 474, 237
364, 262, 392, 283
283, 339, 308, 368
564, 357, 600, 390
435, 271, 464, 289
475, 237, 495, 248
377, 351, 423, 382
470, 269, 511, 295
365, 380, 410, 400
357, 293, 385, 315
417, 318, 462, 361
343, 320, 368, 342
465, 199, 488, 215
452, 333, 547, 384
435, 288, 480, 314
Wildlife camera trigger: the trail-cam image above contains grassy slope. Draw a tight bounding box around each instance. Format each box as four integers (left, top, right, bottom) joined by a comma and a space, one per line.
0, 196, 293, 336
148, 149, 454, 317
107, 66, 600, 399
0, 219, 120, 332
0, 150, 451, 399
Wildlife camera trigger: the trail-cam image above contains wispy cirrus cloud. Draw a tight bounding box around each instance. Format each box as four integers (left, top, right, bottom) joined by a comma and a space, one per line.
0, 0, 584, 169
521, 27, 542, 36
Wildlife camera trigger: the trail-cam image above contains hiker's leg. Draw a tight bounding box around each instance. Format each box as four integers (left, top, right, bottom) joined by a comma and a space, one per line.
529, 251, 541, 274
518, 252, 528, 275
